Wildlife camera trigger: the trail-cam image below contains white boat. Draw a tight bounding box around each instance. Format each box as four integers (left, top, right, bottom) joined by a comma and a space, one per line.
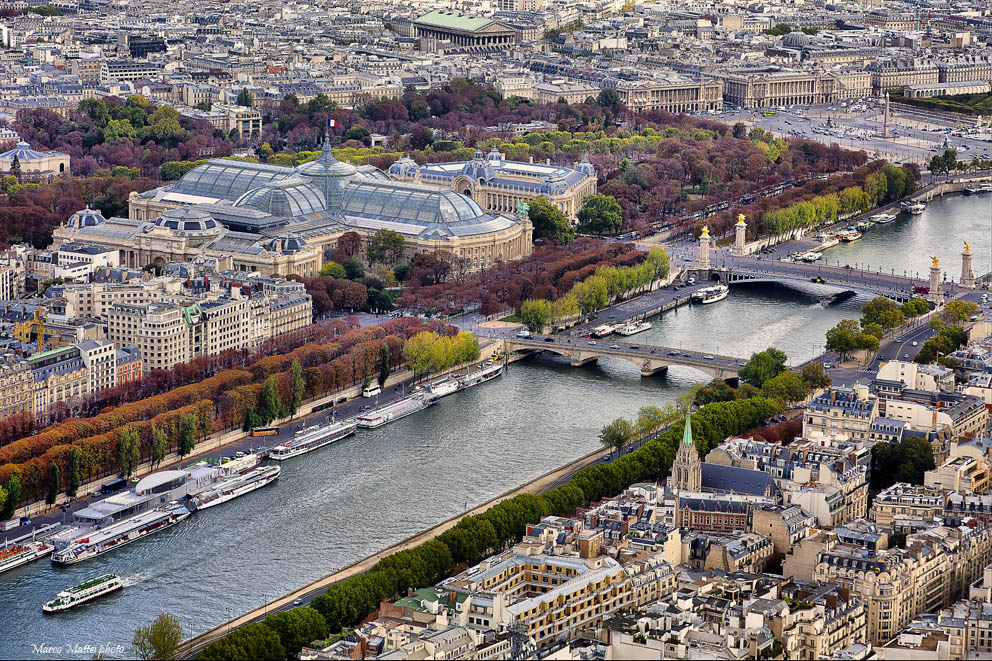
870, 212, 897, 224
590, 323, 617, 338
459, 362, 503, 389
616, 320, 652, 336
0, 540, 53, 575
980, 183, 992, 193
355, 394, 438, 429
268, 420, 357, 461
43, 574, 123, 613
899, 201, 924, 215
188, 464, 281, 511
51, 503, 190, 565
691, 284, 729, 304
797, 251, 822, 263
428, 377, 461, 398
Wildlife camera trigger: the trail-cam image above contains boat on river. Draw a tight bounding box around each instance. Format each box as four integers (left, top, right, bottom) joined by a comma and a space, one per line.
616, 320, 652, 336
187, 464, 281, 511
837, 229, 862, 242
0, 541, 52, 575
268, 420, 357, 461
428, 377, 461, 398
51, 502, 190, 565
460, 362, 503, 389
590, 323, 617, 338
691, 285, 729, 304
355, 394, 438, 429
43, 574, 123, 613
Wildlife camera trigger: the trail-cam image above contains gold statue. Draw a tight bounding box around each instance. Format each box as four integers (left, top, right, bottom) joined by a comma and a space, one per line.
736, 214, 746, 226
699, 226, 710, 239
964, 241, 971, 254
931, 256, 940, 268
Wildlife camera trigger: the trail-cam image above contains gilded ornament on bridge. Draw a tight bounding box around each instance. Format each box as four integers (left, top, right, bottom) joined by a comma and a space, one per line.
699, 226, 710, 239
964, 241, 971, 254
736, 214, 746, 226
931, 256, 940, 268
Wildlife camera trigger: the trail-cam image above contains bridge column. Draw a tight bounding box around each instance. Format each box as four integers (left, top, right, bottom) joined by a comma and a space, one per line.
928, 257, 944, 304
571, 354, 598, 367
640, 360, 668, 377
962, 242, 976, 289
733, 214, 747, 257
697, 225, 711, 270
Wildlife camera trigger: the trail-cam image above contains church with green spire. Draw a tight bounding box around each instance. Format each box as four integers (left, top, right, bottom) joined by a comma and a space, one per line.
672, 415, 702, 492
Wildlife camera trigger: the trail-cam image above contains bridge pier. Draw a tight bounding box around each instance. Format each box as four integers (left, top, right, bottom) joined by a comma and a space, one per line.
571, 355, 598, 367
641, 362, 669, 377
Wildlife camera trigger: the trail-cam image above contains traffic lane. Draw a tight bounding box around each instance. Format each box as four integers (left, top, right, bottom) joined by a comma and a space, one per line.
527, 336, 741, 367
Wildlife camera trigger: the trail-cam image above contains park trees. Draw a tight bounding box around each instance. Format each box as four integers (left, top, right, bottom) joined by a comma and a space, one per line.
825, 319, 879, 358
178, 413, 197, 458
258, 376, 282, 425
367, 229, 405, 266
942, 299, 979, 324
46, 462, 60, 505
150, 424, 168, 469
66, 446, 81, 498
527, 196, 574, 244
319, 261, 347, 279
378, 345, 390, 388
290, 360, 305, 416
599, 417, 634, 458
901, 298, 930, 317
800, 362, 831, 391
871, 437, 936, 491
263, 607, 328, 661
861, 297, 905, 331
739, 348, 788, 388
761, 371, 809, 403
1, 476, 20, 519
576, 194, 623, 237
117, 427, 141, 479
132, 613, 184, 660
199, 622, 285, 661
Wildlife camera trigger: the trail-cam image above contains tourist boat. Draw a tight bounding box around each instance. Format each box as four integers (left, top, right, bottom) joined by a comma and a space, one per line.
817, 235, 839, 249
870, 211, 898, 224
355, 394, 438, 429
0, 540, 53, 575
964, 186, 980, 196
268, 420, 357, 461
589, 323, 617, 338
459, 362, 503, 389
690, 284, 729, 304
616, 320, 652, 336
43, 574, 123, 613
899, 201, 924, 215
428, 377, 462, 398
51, 502, 191, 565
855, 220, 873, 232
187, 464, 281, 511
797, 251, 822, 263
980, 183, 992, 193
837, 229, 862, 242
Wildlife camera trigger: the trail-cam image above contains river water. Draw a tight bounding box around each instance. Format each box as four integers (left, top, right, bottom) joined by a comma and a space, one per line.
0, 193, 986, 659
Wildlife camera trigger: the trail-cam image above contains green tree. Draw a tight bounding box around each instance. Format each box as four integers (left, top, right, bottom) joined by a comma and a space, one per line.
942, 299, 979, 323
0, 485, 6, 520
693, 380, 738, 405
319, 261, 347, 278
870, 437, 936, 490
151, 424, 168, 468
526, 196, 575, 244
1, 476, 20, 519
46, 462, 60, 505
634, 406, 666, 439
236, 88, 253, 107
366, 229, 405, 266
863, 171, 888, 206
825, 319, 861, 358
378, 344, 390, 388
929, 154, 946, 177
861, 297, 905, 331
732, 122, 747, 139
342, 257, 364, 280
79, 98, 110, 127
576, 194, 623, 237
263, 607, 328, 661
178, 413, 197, 458
901, 298, 930, 317
200, 622, 285, 661
597, 88, 620, 109
290, 359, 305, 416
520, 299, 552, 332
259, 376, 282, 425
739, 348, 788, 388
599, 417, 634, 459
103, 119, 137, 144
66, 446, 81, 498
132, 613, 184, 660
118, 427, 141, 479
761, 371, 808, 403
943, 148, 958, 172
800, 363, 831, 391
9, 155, 20, 181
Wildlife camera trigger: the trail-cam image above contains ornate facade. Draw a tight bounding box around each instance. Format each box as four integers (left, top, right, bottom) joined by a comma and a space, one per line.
389, 147, 596, 219
55, 139, 534, 276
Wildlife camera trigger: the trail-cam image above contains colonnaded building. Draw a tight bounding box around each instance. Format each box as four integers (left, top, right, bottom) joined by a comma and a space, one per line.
48, 139, 602, 278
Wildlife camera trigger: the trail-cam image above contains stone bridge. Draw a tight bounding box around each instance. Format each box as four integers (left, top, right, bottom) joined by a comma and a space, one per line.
504, 336, 743, 380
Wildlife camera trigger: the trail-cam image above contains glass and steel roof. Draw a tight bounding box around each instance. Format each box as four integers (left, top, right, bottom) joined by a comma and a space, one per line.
173, 160, 294, 201
233, 177, 326, 217
340, 180, 484, 225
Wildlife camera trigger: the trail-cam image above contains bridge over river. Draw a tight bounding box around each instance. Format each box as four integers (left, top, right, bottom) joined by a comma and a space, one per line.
504, 335, 744, 379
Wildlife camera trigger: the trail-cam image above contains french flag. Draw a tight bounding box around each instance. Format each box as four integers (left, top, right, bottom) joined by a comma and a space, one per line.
327, 118, 337, 128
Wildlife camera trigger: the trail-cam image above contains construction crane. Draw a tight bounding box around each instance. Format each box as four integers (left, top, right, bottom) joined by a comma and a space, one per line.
11, 305, 49, 352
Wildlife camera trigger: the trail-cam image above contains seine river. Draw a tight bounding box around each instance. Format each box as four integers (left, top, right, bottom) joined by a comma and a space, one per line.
0, 192, 986, 659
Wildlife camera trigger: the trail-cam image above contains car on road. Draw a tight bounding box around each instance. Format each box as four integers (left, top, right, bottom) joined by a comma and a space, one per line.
544, 337, 555, 342
668, 350, 680, 356
293, 598, 303, 606
610, 344, 621, 349
588, 340, 597, 345
911, 341, 918, 346
703, 355, 714, 360
630, 346, 638, 350
904, 354, 910, 359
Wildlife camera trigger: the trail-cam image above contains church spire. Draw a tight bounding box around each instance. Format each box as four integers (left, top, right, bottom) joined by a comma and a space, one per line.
682, 414, 693, 447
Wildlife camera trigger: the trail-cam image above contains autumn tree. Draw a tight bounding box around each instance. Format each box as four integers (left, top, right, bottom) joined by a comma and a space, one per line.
66, 446, 81, 498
